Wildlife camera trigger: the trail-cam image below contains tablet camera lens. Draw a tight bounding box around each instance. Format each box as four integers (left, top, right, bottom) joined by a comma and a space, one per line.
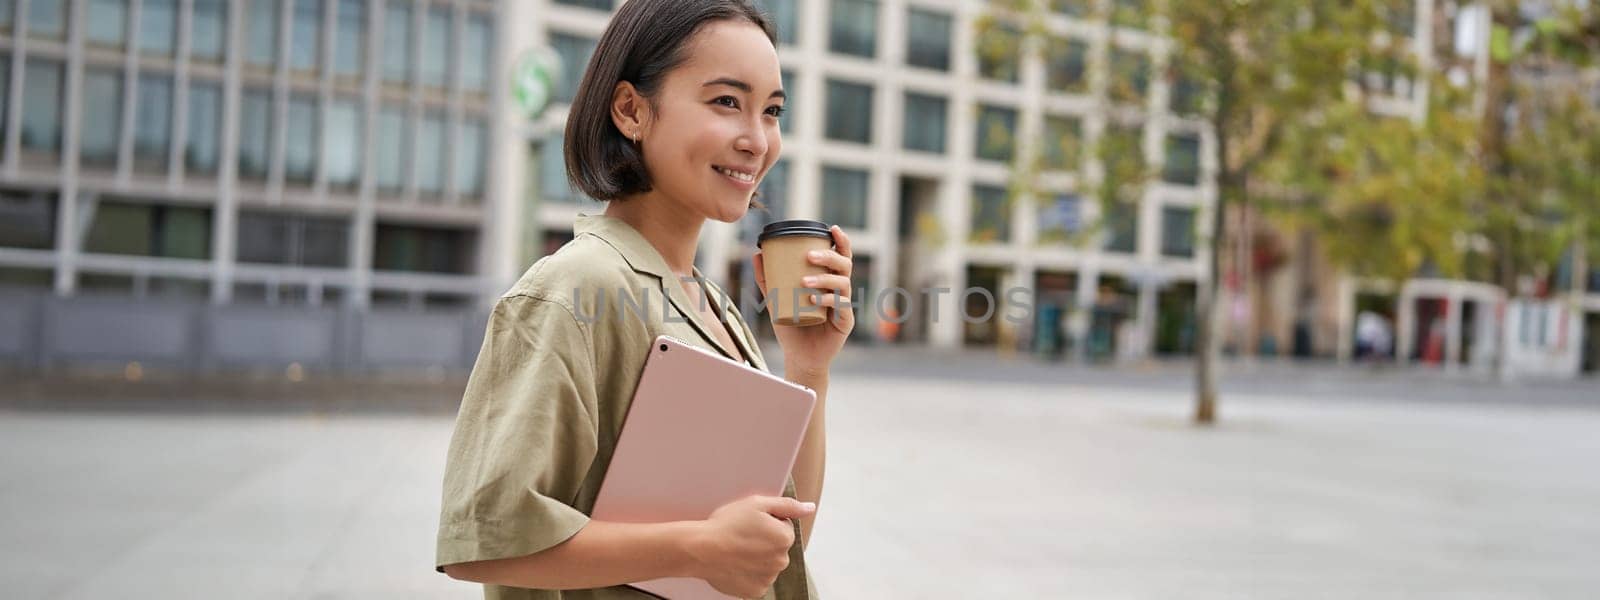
660, 344, 668, 352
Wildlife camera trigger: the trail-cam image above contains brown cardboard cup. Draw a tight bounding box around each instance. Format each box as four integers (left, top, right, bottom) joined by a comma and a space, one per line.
757, 220, 834, 327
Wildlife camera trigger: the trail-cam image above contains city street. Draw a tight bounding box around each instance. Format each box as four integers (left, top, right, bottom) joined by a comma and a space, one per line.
3, 349, 1598, 599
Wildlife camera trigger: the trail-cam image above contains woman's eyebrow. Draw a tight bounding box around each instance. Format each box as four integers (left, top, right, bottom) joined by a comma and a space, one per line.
702, 77, 786, 100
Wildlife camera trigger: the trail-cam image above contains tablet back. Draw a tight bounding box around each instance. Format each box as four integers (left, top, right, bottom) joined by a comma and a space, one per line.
592, 335, 817, 600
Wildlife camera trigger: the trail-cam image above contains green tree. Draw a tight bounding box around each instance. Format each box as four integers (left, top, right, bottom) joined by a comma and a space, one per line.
1485, 1, 1600, 291
979, 1, 1392, 423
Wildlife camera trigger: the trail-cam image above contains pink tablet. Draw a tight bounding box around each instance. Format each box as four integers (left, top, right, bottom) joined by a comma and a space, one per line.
591, 335, 817, 600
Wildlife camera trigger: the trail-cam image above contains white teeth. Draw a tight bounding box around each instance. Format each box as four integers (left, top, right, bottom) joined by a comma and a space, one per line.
716, 167, 754, 183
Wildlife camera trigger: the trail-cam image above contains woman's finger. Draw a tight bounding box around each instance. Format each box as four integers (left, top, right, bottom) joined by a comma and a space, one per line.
830, 225, 853, 259
805, 249, 852, 277
812, 291, 854, 309
814, 293, 856, 332
802, 273, 852, 296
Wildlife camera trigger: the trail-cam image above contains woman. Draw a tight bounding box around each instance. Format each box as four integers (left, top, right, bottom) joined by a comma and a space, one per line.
435, 1, 853, 599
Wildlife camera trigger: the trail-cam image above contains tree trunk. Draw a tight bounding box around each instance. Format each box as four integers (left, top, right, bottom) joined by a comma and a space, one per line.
1195, 101, 1233, 426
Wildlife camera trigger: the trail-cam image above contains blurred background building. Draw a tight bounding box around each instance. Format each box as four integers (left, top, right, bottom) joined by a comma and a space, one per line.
0, 0, 509, 372
1, 0, 1595, 378
1222, 0, 1600, 378
505, 0, 1216, 362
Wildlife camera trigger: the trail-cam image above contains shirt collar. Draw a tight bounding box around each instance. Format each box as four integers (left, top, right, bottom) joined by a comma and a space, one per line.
574, 212, 676, 281
574, 212, 755, 366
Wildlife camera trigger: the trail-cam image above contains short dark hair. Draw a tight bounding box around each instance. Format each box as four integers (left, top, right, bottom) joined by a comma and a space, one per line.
564, 0, 776, 207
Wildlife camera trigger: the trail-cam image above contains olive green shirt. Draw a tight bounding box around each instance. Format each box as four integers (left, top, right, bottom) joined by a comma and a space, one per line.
436, 213, 818, 600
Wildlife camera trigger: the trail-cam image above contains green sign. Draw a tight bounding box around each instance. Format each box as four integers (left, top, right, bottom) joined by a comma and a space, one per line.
512, 48, 561, 120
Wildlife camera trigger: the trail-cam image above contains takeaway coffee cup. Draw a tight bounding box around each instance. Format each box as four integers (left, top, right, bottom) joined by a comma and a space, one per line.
757, 219, 835, 327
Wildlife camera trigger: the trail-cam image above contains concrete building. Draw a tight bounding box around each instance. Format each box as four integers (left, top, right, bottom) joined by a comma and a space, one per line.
499, 0, 1216, 359
0, 0, 511, 372
1233, 0, 1600, 379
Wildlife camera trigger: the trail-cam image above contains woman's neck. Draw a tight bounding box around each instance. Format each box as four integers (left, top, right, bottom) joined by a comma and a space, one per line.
602, 192, 706, 279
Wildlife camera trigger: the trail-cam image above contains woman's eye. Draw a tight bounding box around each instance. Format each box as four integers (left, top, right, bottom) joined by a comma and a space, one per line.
712, 96, 739, 109
765, 105, 787, 118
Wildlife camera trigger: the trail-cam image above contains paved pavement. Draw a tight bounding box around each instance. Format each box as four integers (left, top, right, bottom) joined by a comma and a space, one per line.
2, 351, 1598, 599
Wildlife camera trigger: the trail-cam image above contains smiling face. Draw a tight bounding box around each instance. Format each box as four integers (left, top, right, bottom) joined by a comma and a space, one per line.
630, 20, 785, 223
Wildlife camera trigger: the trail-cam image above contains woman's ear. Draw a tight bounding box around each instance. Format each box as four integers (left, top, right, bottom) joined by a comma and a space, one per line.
610, 81, 651, 143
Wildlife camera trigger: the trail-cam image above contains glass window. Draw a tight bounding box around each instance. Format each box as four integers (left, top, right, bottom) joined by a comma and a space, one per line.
238, 90, 273, 180
140, 0, 176, 56
237, 211, 349, 267
190, 0, 227, 60
1162, 133, 1200, 185
778, 70, 795, 134
1103, 201, 1137, 253
742, 159, 789, 242
1112, 0, 1147, 29
87, 0, 128, 47
81, 70, 122, 166
21, 60, 63, 152
553, 0, 611, 10
334, 0, 364, 76
1161, 206, 1196, 258
27, 0, 64, 38
905, 8, 951, 71
1170, 72, 1204, 115
373, 224, 473, 273
1051, 0, 1089, 17
901, 92, 946, 154
1110, 48, 1150, 105
0, 59, 7, 151
374, 107, 407, 193
463, 14, 492, 92
324, 99, 361, 189
539, 132, 581, 203
297, 218, 348, 268
824, 79, 872, 144
1383, 0, 1414, 36
84, 202, 212, 260
415, 111, 446, 195
970, 185, 1010, 243
758, 0, 798, 46
247, 0, 279, 67
976, 23, 1022, 83
454, 119, 486, 198
285, 95, 318, 183
0, 0, 12, 28
291, 0, 322, 71
420, 6, 450, 88
1037, 193, 1083, 243
383, 1, 412, 83
552, 33, 597, 104
1043, 115, 1082, 171
820, 166, 868, 229
134, 75, 173, 170
186, 82, 222, 175
756, 160, 788, 222
0, 190, 57, 250
828, 0, 876, 58
974, 104, 1017, 163
1103, 125, 1146, 192
1046, 37, 1089, 94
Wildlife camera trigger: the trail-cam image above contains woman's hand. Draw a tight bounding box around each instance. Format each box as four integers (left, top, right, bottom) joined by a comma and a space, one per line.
686, 495, 816, 599
753, 225, 855, 377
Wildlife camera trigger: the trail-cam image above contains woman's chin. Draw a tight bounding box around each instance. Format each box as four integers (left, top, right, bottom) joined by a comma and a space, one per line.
710, 200, 752, 223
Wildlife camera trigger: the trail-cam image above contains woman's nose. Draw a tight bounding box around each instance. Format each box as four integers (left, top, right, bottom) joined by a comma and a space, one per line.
734, 122, 768, 157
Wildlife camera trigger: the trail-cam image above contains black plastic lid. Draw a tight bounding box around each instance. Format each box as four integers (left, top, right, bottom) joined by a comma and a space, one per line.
756, 219, 833, 247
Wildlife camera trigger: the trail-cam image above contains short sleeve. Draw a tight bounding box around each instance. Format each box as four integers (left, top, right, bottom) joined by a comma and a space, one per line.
435, 295, 600, 570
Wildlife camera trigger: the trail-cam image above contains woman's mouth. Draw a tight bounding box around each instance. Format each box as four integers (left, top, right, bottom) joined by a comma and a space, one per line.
713, 165, 757, 187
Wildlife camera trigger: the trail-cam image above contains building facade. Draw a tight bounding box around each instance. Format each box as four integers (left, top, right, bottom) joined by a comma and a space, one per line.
0, 0, 510, 372
0, 0, 504, 306
500, 0, 1216, 359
